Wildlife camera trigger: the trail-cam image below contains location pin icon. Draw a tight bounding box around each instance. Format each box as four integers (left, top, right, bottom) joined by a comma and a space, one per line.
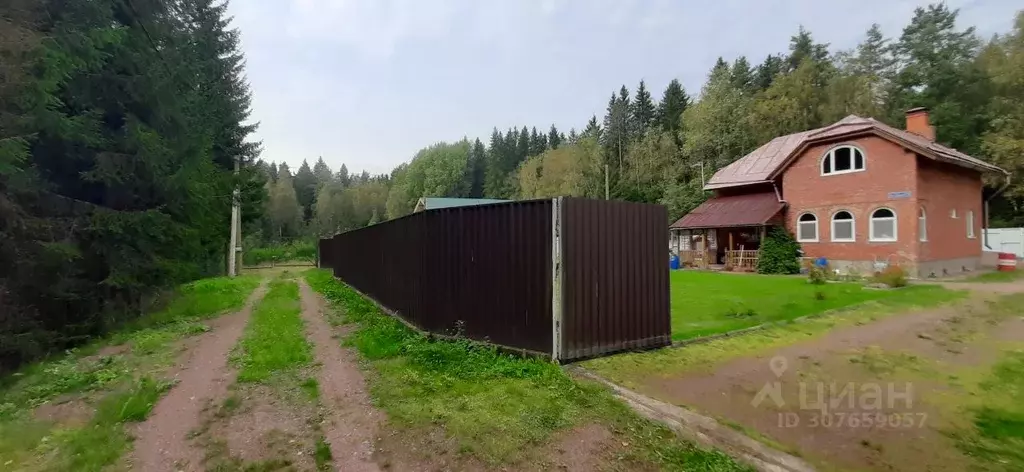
769, 356, 788, 378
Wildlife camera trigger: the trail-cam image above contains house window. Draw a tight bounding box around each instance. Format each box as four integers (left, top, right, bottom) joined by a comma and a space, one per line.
919, 207, 927, 242
797, 213, 818, 242
821, 145, 866, 176
967, 210, 975, 239
870, 208, 897, 242
950, 209, 958, 219
831, 211, 855, 242
680, 230, 692, 250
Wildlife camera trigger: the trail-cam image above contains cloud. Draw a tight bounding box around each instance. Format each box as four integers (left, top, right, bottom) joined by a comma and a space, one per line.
284, 0, 463, 59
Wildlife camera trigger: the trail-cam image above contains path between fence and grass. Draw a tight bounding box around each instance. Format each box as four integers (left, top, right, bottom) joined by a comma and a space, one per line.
303, 268, 752, 471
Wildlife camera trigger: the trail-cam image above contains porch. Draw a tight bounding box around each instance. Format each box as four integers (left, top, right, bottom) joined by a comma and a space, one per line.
672, 228, 765, 271
669, 191, 786, 271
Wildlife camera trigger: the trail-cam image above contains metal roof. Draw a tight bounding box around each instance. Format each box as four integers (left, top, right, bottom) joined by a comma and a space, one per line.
706, 115, 1006, 190
670, 192, 785, 229
416, 197, 510, 211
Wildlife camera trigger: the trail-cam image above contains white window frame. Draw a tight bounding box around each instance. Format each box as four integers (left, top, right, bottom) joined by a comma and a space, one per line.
967, 210, 975, 239
797, 212, 819, 242
869, 207, 898, 242
950, 209, 958, 219
820, 145, 867, 176
919, 207, 927, 242
830, 210, 856, 242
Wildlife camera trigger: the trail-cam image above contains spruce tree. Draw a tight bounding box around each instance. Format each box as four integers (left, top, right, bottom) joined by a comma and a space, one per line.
313, 157, 332, 190
336, 164, 351, 188
484, 128, 506, 197
632, 80, 656, 137
788, 26, 831, 72
583, 115, 602, 139
567, 128, 580, 145
529, 126, 547, 156
516, 127, 530, 163
754, 54, 786, 90
655, 79, 689, 135
731, 56, 755, 94
293, 159, 316, 222
466, 138, 487, 198
548, 125, 562, 149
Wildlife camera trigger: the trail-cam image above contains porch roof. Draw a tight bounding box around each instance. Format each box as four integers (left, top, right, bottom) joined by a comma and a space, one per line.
670, 192, 785, 230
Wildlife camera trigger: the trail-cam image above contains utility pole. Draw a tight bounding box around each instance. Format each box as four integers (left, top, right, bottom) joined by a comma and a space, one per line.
691, 161, 706, 188
604, 163, 610, 200
228, 157, 240, 277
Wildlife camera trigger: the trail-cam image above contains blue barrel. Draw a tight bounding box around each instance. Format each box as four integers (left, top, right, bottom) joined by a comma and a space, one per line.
670, 254, 680, 270
814, 256, 828, 268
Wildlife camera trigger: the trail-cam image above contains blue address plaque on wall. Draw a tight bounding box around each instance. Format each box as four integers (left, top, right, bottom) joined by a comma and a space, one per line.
887, 191, 911, 199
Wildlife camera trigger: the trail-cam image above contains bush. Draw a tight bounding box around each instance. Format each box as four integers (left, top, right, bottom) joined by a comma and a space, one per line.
243, 242, 316, 266
757, 228, 801, 275
873, 266, 908, 288
808, 265, 828, 285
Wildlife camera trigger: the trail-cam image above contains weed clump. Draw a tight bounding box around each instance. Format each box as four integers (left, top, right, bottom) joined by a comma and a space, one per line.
873, 266, 908, 288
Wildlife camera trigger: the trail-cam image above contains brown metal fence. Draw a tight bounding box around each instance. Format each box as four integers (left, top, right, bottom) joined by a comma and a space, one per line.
318, 197, 670, 361
558, 199, 671, 359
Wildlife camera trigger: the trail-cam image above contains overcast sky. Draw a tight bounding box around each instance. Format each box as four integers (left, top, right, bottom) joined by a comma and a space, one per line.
228, 0, 1019, 175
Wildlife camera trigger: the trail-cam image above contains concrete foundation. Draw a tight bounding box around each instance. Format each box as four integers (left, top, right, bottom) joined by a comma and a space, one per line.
826, 257, 980, 279
917, 257, 981, 278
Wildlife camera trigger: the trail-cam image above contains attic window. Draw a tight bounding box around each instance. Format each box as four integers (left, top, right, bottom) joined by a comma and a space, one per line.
821, 145, 865, 176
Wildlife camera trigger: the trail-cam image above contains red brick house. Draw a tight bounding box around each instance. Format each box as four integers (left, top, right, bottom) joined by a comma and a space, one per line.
670, 108, 1008, 277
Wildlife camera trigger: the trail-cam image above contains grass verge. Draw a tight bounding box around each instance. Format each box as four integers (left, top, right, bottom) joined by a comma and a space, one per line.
233, 279, 312, 383
0, 275, 261, 471
962, 269, 1024, 283
304, 269, 750, 470
955, 351, 1024, 470
670, 271, 958, 340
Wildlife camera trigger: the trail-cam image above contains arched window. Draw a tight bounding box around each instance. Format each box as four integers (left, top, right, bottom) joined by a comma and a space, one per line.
919, 207, 927, 242
797, 213, 818, 242
821, 145, 866, 176
831, 211, 855, 242
870, 208, 897, 242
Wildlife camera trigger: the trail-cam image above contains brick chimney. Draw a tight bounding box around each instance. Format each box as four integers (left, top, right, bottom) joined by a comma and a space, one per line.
905, 107, 935, 141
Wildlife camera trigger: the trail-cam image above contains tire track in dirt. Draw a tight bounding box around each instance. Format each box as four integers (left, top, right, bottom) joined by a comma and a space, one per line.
131, 281, 268, 472
298, 279, 383, 472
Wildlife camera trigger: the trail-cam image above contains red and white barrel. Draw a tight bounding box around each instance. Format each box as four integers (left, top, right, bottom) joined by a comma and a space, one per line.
998, 252, 1017, 272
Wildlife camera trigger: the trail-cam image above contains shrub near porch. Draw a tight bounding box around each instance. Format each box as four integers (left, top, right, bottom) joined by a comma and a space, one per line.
670, 271, 956, 340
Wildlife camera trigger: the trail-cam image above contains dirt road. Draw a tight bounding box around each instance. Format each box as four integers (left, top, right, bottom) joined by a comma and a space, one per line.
298, 279, 383, 472
132, 282, 268, 472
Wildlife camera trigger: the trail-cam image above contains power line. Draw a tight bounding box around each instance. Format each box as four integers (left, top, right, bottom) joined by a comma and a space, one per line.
122, 0, 175, 77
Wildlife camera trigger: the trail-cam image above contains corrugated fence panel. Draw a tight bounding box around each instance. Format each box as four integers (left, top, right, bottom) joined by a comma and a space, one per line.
560, 198, 671, 360
320, 197, 671, 361
321, 200, 553, 355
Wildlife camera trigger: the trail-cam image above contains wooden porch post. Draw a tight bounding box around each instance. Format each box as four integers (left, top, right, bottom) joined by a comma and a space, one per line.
728, 231, 734, 252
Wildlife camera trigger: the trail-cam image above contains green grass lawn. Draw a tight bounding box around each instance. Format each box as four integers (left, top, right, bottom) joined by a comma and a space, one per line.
670, 271, 958, 340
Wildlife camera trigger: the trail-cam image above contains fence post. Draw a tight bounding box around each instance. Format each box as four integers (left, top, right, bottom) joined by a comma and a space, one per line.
551, 197, 564, 362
